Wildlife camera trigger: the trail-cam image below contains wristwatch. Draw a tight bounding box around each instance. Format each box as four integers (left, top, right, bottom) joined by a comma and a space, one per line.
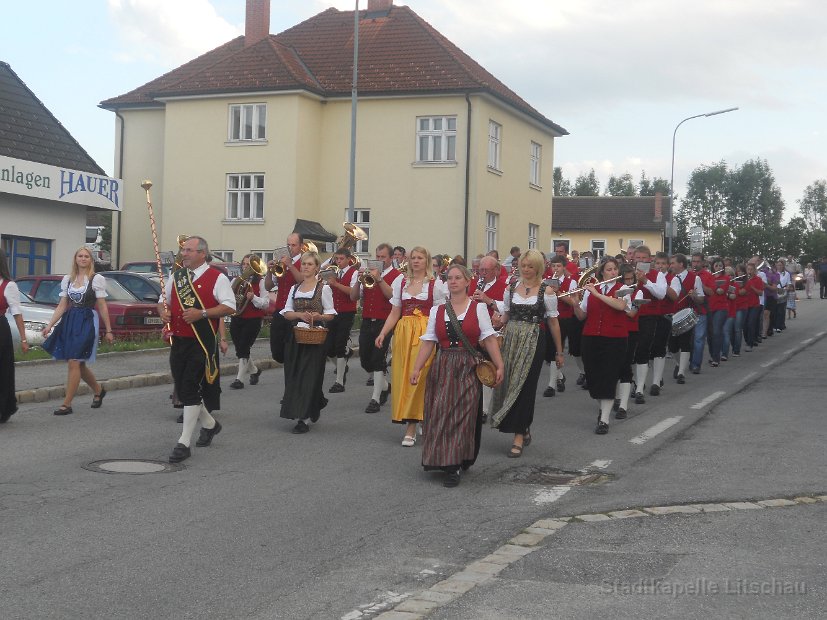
201, 310, 208, 319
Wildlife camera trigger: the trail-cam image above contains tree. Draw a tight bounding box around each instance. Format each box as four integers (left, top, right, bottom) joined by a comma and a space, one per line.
726, 158, 784, 230
681, 161, 729, 248
672, 206, 690, 255
797, 179, 827, 232
553, 166, 572, 196
802, 230, 827, 264
605, 172, 636, 196
707, 225, 733, 258
573, 169, 600, 196
639, 172, 671, 197
781, 216, 808, 257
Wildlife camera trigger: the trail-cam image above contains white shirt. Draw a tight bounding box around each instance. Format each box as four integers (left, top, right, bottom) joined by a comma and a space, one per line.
503, 285, 559, 318
390, 276, 448, 308
639, 270, 667, 299
162, 262, 236, 311
60, 274, 108, 299
281, 283, 336, 316
1, 279, 22, 315
777, 270, 791, 288
421, 299, 496, 343
757, 271, 768, 305
479, 277, 506, 314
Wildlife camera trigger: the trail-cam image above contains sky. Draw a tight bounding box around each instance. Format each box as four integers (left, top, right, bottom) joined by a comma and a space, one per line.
3, 0, 826, 220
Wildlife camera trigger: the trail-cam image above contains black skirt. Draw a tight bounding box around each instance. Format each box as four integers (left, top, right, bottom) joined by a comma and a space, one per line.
582, 335, 627, 400
280, 324, 329, 422
0, 318, 17, 420
498, 328, 546, 434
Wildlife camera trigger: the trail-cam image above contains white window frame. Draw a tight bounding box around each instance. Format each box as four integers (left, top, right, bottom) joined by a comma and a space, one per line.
591, 239, 606, 259
210, 250, 234, 262
486, 211, 499, 254
415, 116, 457, 163
348, 208, 371, 254
628, 239, 645, 249
528, 224, 539, 250
228, 103, 267, 142
552, 239, 571, 255
226, 173, 265, 221
530, 141, 542, 188
251, 250, 275, 264
488, 120, 502, 172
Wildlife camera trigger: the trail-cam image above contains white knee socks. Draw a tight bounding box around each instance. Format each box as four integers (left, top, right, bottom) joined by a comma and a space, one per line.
678, 351, 690, 376
634, 363, 648, 393
372, 371, 385, 402
236, 357, 248, 382
482, 385, 492, 414
651, 357, 666, 386
198, 404, 216, 430
178, 405, 200, 447
599, 399, 613, 424
336, 357, 347, 385
618, 383, 632, 410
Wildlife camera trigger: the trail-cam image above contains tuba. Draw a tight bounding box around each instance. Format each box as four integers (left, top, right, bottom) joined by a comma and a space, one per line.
337, 222, 368, 253
232, 256, 267, 315
173, 234, 190, 270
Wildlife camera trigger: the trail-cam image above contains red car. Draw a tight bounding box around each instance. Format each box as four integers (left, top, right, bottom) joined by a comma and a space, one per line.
16, 274, 163, 339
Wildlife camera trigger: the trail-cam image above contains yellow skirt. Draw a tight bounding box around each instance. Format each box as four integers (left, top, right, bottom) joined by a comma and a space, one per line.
390, 311, 434, 423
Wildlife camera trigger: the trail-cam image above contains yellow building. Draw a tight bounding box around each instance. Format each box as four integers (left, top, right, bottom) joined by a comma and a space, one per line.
551, 195, 669, 259
100, 0, 567, 266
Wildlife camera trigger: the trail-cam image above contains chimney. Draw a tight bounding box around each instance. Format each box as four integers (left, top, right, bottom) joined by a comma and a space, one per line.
654, 192, 663, 222
367, 0, 393, 13
245, 0, 270, 47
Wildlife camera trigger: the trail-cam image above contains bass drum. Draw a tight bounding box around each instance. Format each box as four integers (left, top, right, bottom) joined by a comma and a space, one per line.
671, 307, 699, 336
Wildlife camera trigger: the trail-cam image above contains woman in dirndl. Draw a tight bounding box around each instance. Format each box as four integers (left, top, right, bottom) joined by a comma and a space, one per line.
42, 246, 114, 415
375, 246, 448, 446
280, 251, 335, 434
411, 264, 504, 487
491, 249, 563, 458
1, 249, 28, 424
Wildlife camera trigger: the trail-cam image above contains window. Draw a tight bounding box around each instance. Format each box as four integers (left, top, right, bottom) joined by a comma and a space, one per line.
628, 239, 645, 250
251, 250, 275, 264
348, 209, 371, 254
416, 116, 457, 162
228, 104, 266, 141
528, 224, 539, 250
530, 142, 542, 187
488, 121, 502, 171
1, 235, 51, 277
591, 239, 606, 259
226, 174, 265, 221
211, 250, 234, 262
486, 211, 499, 254
552, 239, 571, 254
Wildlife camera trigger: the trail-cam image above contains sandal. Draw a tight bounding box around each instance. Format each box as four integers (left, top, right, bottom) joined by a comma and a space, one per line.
91, 388, 107, 409
401, 435, 416, 447
523, 431, 532, 448
53, 405, 73, 416
507, 443, 523, 458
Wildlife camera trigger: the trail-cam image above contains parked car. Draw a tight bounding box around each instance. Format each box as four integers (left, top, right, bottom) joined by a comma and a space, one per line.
121, 261, 173, 278
101, 271, 162, 302
5, 291, 53, 349
15, 274, 163, 339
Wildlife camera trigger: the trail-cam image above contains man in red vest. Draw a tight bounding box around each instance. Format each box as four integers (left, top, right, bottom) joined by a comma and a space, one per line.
264, 233, 305, 364
351, 243, 403, 413
159, 236, 235, 464
326, 248, 359, 393
228, 254, 269, 389
469, 255, 507, 418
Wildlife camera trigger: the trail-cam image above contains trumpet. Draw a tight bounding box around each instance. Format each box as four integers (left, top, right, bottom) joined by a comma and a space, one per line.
269, 246, 291, 277
360, 271, 377, 289
559, 275, 622, 297
232, 256, 267, 315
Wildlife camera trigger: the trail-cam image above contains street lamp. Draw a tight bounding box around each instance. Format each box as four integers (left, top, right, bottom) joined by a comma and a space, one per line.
668, 107, 739, 255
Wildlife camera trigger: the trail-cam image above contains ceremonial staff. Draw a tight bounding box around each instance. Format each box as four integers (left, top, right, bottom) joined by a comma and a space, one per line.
141, 179, 172, 342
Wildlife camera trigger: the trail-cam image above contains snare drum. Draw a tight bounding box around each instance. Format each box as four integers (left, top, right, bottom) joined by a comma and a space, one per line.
671, 307, 699, 336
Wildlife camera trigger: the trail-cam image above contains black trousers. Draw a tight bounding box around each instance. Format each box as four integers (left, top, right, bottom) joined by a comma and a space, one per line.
634, 316, 658, 364
820, 274, 827, 298
652, 316, 671, 358
559, 316, 583, 356
0, 319, 17, 420
359, 318, 392, 373
327, 311, 356, 358
582, 335, 627, 400
170, 336, 220, 410
668, 326, 693, 354
229, 316, 262, 359
269, 312, 290, 363
620, 330, 638, 383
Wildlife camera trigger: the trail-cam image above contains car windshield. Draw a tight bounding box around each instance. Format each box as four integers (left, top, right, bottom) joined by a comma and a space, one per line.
106, 278, 142, 302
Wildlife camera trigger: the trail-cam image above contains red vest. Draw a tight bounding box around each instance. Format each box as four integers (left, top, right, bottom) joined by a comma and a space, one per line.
565, 262, 579, 279
636, 269, 662, 317
401, 278, 436, 316
555, 275, 575, 319
362, 268, 401, 320
171, 266, 222, 338
582, 281, 628, 338
435, 301, 482, 349
331, 266, 357, 313
274, 255, 301, 311
0, 280, 9, 315
468, 277, 506, 317
707, 274, 731, 312
696, 270, 715, 315
673, 271, 698, 311
238, 277, 264, 319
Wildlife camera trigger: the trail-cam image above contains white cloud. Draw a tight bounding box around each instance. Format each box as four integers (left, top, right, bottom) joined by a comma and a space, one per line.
108, 0, 240, 66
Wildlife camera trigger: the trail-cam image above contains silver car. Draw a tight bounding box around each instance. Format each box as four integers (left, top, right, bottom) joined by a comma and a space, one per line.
5, 291, 53, 350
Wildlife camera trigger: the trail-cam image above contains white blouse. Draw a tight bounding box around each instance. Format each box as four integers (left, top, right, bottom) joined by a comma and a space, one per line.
1, 279, 23, 315
421, 299, 496, 343
390, 276, 448, 308
281, 283, 336, 316
502, 285, 559, 318
60, 274, 108, 300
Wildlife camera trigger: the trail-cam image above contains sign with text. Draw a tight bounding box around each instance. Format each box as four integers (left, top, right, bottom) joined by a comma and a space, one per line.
0, 155, 121, 211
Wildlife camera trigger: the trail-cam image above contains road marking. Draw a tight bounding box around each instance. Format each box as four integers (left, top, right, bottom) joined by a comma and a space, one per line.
690, 391, 726, 410
783, 348, 796, 356
629, 416, 683, 445
533, 486, 571, 505
800, 338, 813, 345
737, 371, 757, 385
760, 358, 778, 368
817, 331, 827, 337
587, 459, 612, 470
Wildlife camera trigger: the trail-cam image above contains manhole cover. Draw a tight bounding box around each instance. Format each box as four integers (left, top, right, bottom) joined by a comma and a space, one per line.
83, 459, 184, 474
502, 466, 612, 486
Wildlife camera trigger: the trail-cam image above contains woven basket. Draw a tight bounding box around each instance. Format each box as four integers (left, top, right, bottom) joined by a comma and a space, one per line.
293, 325, 329, 345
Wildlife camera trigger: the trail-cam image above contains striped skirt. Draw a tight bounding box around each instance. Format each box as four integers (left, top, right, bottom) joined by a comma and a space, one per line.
422, 348, 483, 471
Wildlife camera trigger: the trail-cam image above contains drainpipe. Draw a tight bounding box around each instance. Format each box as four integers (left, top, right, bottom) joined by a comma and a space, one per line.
463, 94, 472, 260
115, 110, 125, 269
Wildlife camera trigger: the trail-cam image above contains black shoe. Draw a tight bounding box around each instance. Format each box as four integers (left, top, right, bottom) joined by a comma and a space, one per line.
650, 384, 660, 396
195, 421, 222, 447
379, 383, 391, 405
291, 420, 310, 434
176, 413, 184, 423
329, 382, 345, 393
673, 365, 679, 379
576, 373, 585, 386
634, 392, 646, 405
366, 377, 374, 387
90, 388, 107, 409
481, 413, 488, 424
443, 470, 461, 487
557, 375, 566, 392
615, 408, 627, 420
595, 421, 609, 435
169, 443, 191, 463
365, 399, 380, 413
320, 396, 329, 410
543, 387, 555, 397
53, 405, 73, 416
677, 374, 686, 384
230, 379, 244, 389
612, 398, 620, 412
0, 406, 17, 423
249, 368, 262, 385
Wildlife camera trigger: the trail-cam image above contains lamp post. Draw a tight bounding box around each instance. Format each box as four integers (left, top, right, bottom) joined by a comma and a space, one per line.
668, 107, 738, 255
347, 0, 359, 224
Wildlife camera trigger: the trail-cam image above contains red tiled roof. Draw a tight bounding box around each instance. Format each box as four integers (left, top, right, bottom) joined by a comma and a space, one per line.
552, 196, 670, 231
100, 6, 566, 134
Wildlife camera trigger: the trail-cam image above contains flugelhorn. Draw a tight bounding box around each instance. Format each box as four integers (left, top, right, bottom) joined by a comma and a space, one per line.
232, 255, 267, 315
269, 246, 290, 277
173, 234, 190, 270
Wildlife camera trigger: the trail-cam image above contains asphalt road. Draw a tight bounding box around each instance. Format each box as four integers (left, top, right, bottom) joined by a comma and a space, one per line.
2, 302, 825, 619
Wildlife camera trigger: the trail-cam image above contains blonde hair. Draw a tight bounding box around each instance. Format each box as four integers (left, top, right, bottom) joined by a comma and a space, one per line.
69, 246, 95, 282
519, 249, 545, 282
406, 246, 434, 281
301, 251, 321, 269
